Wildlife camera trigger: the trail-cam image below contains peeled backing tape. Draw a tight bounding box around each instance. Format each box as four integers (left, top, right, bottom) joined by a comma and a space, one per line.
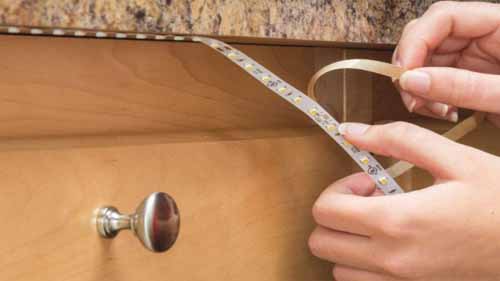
307, 59, 486, 179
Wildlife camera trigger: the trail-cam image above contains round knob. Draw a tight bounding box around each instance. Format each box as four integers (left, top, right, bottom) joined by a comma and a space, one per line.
96, 192, 180, 253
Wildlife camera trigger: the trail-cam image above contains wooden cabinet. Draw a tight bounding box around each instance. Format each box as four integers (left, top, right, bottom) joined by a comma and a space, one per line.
0, 35, 348, 281
1, 34, 499, 281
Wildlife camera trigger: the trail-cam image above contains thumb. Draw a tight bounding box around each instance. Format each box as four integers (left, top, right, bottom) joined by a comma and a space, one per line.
312, 172, 383, 235
400, 67, 500, 114
326, 172, 379, 197
339, 121, 480, 180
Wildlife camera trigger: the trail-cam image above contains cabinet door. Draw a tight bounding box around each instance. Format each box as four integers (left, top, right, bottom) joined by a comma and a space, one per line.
0, 131, 353, 281
0, 35, 350, 281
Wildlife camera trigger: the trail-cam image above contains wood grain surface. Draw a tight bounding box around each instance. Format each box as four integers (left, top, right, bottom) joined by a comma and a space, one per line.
3, 34, 485, 281
0, 129, 351, 281
0, 35, 356, 281
0, 35, 345, 139
404, 119, 500, 189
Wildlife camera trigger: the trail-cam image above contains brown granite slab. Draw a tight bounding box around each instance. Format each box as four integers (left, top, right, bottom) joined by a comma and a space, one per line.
0, 0, 498, 45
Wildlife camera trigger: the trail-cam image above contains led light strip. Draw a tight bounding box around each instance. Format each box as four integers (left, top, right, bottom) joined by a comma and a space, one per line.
0, 26, 405, 194
307, 59, 487, 179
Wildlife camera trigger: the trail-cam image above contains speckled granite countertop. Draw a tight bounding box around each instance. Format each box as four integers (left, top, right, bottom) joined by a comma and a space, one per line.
0, 0, 498, 45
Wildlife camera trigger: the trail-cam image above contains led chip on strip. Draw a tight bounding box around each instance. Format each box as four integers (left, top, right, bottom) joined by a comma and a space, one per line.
228, 52, 237, 58
342, 140, 352, 147
293, 97, 302, 104
278, 87, 287, 94
96, 31, 107, 37
261, 76, 271, 82
326, 124, 336, 132
7, 27, 20, 33
30, 29, 43, 35
309, 108, 319, 116
74, 30, 86, 36
210, 43, 219, 48
244, 63, 254, 70
53, 29, 65, 36
359, 157, 369, 165
378, 177, 389, 186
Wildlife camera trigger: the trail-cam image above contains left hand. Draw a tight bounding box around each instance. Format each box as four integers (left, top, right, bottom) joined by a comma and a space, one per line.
308, 121, 500, 281
392, 1, 500, 125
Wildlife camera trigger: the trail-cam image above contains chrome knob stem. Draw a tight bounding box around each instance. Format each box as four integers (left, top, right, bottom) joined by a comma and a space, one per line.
96, 192, 180, 253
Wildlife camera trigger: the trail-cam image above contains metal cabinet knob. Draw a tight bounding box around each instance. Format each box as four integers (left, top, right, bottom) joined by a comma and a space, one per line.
96, 192, 180, 253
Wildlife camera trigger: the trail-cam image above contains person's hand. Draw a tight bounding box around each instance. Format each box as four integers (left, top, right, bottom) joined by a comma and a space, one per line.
308, 121, 500, 281
393, 1, 500, 127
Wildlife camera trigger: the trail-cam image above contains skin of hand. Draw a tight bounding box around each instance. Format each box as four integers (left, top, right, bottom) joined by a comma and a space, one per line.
308, 121, 500, 281
308, 2, 500, 280
392, 1, 500, 127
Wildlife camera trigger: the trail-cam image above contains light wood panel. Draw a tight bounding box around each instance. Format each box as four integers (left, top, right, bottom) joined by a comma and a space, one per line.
0, 33, 441, 281
403, 118, 500, 190
0, 35, 348, 139
338, 49, 413, 183
1, 33, 498, 281
0, 35, 374, 281
312, 47, 345, 121
344, 49, 410, 123
0, 129, 350, 281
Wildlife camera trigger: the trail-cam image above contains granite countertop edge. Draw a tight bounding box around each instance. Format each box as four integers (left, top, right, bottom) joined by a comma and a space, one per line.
1, 0, 493, 45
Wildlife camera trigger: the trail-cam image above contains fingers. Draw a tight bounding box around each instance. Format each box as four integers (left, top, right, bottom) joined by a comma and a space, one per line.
393, 29, 427, 113
396, 74, 452, 118
394, 34, 456, 119
312, 173, 381, 236
333, 265, 396, 281
393, 18, 417, 66
394, 2, 500, 121
434, 37, 470, 55
309, 226, 378, 271
338, 121, 479, 180
395, 82, 425, 112
457, 47, 500, 74
333, 172, 377, 196
400, 67, 500, 114
487, 114, 500, 128
429, 52, 460, 67
400, 91, 456, 121
398, 1, 500, 69
414, 105, 458, 123
425, 102, 450, 119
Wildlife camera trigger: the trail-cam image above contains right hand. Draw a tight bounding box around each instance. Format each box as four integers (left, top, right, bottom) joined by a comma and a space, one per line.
309, 121, 500, 281
393, 1, 500, 127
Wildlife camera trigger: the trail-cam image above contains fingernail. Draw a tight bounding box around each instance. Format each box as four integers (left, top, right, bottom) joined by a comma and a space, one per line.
441, 104, 450, 117
448, 111, 459, 123
392, 60, 402, 82
401, 91, 416, 112
338, 123, 370, 136
400, 70, 431, 95
428, 102, 449, 117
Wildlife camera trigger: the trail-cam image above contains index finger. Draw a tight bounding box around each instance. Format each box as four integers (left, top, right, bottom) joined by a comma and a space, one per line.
339, 121, 482, 180
399, 1, 500, 69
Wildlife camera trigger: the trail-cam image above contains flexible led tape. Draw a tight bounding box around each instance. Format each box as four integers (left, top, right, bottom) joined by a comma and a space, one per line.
0, 26, 484, 194
307, 60, 487, 179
